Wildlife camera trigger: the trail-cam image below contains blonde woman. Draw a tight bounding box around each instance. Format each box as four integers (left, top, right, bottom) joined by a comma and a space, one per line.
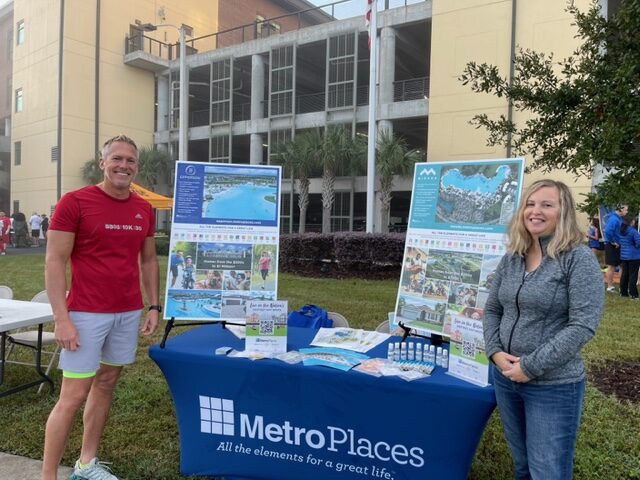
483, 180, 604, 480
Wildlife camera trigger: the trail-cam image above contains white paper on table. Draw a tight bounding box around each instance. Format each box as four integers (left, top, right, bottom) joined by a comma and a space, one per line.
310, 328, 390, 353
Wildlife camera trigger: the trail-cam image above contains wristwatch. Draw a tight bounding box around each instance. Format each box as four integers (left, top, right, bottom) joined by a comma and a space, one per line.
148, 304, 162, 313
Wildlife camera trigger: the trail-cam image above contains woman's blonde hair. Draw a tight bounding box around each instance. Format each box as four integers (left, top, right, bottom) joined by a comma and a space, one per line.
507, 179, 583, 258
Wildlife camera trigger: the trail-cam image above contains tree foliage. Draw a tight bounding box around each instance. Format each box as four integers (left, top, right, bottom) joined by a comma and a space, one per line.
459, 0, 640, 209
271, 130, 322, 233
319, 125, 366, 233
376, 130, 422, 232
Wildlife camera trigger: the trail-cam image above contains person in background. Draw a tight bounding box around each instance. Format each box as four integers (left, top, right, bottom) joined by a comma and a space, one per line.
603, 204, 628, 292
483, 179, 603, 480
41, 213, 50, 244
618, 216, 640, 300
30, 211, 42, 247
11, 210, 28, 247
42, 134, 160, 480
586, 216, 604, 266
0, 211, 10, 255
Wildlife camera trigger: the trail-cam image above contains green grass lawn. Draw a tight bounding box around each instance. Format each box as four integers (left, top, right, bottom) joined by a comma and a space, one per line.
0, 254, 638, 479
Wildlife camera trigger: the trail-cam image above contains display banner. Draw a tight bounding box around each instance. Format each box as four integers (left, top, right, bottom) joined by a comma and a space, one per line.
245, 300, 288, 355
163, 162, 281, 321
393, 159, 525, 385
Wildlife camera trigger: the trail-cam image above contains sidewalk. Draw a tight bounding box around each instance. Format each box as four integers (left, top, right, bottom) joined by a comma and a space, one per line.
3, 245, 46, 256
0, 452, 72, 479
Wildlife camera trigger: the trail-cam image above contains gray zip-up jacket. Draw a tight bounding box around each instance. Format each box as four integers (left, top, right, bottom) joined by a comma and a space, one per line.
483, 237, 604, 385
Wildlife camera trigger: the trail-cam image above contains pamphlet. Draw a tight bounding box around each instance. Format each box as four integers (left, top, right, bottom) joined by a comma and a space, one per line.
245, 300, 288, 355
310, 328, 390, 353
274, 351, 304, 364
353, 358, 390, 377
299, 347, 369, 371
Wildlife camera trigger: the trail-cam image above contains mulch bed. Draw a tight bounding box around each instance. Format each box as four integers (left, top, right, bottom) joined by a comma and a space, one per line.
588, 360, 640, 403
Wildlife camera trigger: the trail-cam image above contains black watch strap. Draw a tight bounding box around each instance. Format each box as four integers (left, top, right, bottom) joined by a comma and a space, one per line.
148, 304, 162, 313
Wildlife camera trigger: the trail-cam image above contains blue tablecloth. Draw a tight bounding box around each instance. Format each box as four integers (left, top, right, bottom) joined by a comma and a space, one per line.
150, 325, 496, 480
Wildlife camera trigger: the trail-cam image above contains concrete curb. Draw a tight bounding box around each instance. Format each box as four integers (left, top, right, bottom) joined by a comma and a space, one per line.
0, 452, 72, 479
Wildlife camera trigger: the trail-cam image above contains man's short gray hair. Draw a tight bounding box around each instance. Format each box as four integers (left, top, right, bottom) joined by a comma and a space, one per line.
100, 134, 138, 159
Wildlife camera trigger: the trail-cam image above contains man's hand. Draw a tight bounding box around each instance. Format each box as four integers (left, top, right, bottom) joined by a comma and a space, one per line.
54, 316, 80, 351
140, 310, 159, 336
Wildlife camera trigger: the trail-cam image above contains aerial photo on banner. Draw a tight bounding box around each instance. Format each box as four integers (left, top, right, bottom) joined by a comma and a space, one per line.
393, 159, 525, 385
164, 162, 281, 321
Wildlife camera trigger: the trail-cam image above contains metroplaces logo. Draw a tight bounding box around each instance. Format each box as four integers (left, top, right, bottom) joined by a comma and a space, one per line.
198, 395, 425, 468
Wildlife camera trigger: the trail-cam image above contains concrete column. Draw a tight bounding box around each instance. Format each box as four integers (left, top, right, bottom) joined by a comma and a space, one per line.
251, 54, 265, 120
157, 75, 169, 132
379, 27, 396, 105
250, 133, 263, 165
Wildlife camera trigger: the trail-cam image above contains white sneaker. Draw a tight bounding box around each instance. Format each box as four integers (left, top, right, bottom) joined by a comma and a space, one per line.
69, 458, 119, 480
606, 286, 616, 293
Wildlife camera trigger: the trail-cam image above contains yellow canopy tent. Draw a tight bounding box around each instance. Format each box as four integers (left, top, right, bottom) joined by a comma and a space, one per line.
130, 183, 173, 210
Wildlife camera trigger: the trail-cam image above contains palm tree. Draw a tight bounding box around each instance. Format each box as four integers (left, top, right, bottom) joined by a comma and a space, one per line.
135, 146, 173, 192
272, 131, 321, 233
319, 125, 366, 233
376, 131, 423, 233
81, 154, 103, 185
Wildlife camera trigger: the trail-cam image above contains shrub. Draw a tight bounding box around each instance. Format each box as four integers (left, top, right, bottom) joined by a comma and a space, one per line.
155, 236, 170, 255
279, 233, 406, 279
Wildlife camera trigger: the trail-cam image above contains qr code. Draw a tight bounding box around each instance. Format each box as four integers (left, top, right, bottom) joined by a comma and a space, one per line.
259, 319, 275, 335
462, 340, 476, 358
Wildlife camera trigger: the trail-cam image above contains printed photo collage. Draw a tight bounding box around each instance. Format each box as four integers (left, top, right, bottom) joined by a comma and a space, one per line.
395, 240, 504, 338
165, 237, 278, 320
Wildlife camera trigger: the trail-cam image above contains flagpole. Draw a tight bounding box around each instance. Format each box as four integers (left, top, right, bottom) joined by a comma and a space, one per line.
366, 0, 378, 233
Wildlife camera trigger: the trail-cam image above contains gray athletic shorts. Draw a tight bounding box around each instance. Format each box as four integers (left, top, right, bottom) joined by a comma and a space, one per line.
59, 310, 142, 376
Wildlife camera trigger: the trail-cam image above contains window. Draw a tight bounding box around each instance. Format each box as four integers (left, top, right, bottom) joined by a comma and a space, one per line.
15, 88, 23, 112
331, 191, 352, 232
14, 141, 21, 166
16, 20, 24, 45
13, 200, 19, 214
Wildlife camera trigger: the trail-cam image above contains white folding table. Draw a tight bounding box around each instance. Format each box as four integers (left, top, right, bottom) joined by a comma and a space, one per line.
0, 298, 54, 397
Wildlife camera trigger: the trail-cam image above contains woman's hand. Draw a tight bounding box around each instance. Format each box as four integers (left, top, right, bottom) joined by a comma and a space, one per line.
501, 361, 531, 383
491, 351, 520, 372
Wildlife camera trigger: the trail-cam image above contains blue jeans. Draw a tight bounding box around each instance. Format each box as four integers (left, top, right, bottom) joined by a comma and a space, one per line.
493, 367, 585, 480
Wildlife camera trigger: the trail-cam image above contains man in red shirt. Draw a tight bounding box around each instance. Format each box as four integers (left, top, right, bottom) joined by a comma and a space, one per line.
0, 211, 10, 254
42, 135, 160, 480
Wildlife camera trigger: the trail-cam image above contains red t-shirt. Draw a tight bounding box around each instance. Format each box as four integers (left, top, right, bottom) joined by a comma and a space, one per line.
50, 186, 155, 313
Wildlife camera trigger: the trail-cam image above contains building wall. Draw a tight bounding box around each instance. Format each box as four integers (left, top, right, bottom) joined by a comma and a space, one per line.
0, 4, 12, 122
0, 3, 12, 213
216, 0, 317, 46
10, 0, 218, 216
428, 0, 594, 217
11, 0, 60, 215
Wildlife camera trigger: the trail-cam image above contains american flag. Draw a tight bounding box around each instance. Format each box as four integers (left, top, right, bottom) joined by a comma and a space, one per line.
365, 0, 374, 48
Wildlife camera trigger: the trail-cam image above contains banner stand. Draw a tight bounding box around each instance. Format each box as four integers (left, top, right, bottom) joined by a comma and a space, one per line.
160, 317, 245, 348
397, 322, 448, 346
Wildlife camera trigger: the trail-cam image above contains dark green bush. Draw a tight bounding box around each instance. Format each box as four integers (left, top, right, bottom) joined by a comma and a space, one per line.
279, 233, 406, 279
155, 236, 170, 255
